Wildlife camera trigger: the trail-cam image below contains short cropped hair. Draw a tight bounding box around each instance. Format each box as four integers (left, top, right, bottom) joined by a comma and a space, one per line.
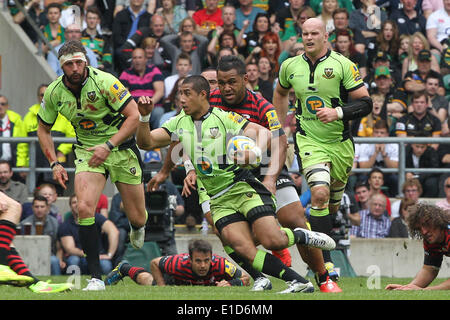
182, 75, 210, 99
217, 55, 246, 75
188, 239, 212, 257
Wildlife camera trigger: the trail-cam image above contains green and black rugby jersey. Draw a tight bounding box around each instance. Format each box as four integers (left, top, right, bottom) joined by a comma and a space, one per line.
38, 66, 133, 148
278, 49, 365, 143
162, 107, 254, 197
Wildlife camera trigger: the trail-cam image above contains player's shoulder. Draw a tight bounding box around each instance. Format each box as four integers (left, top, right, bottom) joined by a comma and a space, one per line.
87, 66, 117, 83
280, 54, 305, 70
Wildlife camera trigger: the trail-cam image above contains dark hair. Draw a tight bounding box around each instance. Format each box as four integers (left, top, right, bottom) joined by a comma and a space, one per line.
58, 40, 87, 60
0, 160, 12, 171
332, 7, 349, 19
47, 2, 62, 12
37, 83, 49, 96
368, 167, 384, 179
373, 119, 389, 131
252, 12, 270, 33
411, 90, 427, 102
188, 239, 212, 257
176, 52, 192, 64
407, 203, 450, 239
32, 195, 48, 206
354, 180, 369, 191
86, 5, 101, 18
183, 75, 210, 99
217, 55, 246, 75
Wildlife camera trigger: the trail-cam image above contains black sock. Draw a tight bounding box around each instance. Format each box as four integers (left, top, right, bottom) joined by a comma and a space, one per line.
7, 248, 39, 284
119, 262, 145, 282
253, 250, 308, 284
225, 247, 265, 280
78, 223, 102, 280
308, 215, 334, 264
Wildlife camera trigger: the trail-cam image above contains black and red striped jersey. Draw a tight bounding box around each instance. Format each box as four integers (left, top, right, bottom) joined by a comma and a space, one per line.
158, 253, 239, 286
209, 88, 284, 135
423, 225, 450, 268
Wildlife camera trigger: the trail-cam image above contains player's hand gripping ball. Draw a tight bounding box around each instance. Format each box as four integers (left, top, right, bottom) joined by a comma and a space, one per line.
226, 136, 262, 169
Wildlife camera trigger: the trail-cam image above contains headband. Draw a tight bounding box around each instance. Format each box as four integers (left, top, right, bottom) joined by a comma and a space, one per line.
59, 52, 87, 67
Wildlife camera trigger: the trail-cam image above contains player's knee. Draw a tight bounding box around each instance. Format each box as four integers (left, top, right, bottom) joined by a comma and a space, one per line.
311, 186, 330, 207
137, 272, 153, 285
259, 232, 287, 250
277, 204, 308, 229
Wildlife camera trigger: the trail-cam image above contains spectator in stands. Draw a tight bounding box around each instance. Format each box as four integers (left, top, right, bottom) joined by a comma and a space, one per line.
354, 93, 396, 137
425, 73, 449, 124
242, 12, 271, 57
369, 66, 407, 119
160, 31, 208, 75
81, 6, 113, 72
396, 91, 442, 149
422, 0, 444, 18
59, 0, 89, 29
245, 61, 273, 102
235, 0, 266, 33
192, 0, 223, 36
12, 0, 46, 45
367, 20, 400, 68
328, 8, 365, 54
275, 0, 305, 41
333, 30, 367, 79
364, 51, 401, 95
0, 95, 26, 172
309, 0, 354, 15
207, 29, 243, 68
160, 77, 184, 127
116, 14, 171, 74
245, 31, 281, 80
278, 40, 304, 65
367, 168, 392, 216
105, 238, 250, 286
349, 193, 391, 238
164, 53, 192, 99
20, 195, 62, 274
0, 160, 28, 204
112, 0, 152, 52
114, 0, 151, 17
391, 178, 423, 219
317, 0, 338, 33
388, 198, 415, 238
354, 180, 371, 211
155, 0, 188, 35
207, 5, 243, 50
256, 56, 276, 91
36, 183, 63, 223
389, 0, 426, 36
120, 48, 165, 129
18, 84, 75, 193
386, 203, 450, 291
349, 0, 387, 50
436, 176, 450, 211
59, 194, 119, 275
402, 36, 441, 79
426, 0, 450, 56
41, 3, 65, 54
405, 142, 440, 198
398, 33, 411, 66
275, 0, 304, 40
357, 120, 399, 197
201, 68, 218, 90
47, 23, 98, 76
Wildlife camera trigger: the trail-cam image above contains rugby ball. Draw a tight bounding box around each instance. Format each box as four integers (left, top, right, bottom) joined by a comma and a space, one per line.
226, 136, 261, 168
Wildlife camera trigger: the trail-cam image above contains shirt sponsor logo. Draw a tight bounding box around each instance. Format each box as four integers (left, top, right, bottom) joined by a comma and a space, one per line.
110, 82, 128, 101
228, 112, 245, 124
266, 110, 281, 130
78, 119, 97, 130
351, 64, 362, 82
305, 96, 325, 114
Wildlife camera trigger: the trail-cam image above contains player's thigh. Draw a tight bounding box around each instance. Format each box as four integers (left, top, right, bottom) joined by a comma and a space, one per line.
116, 182, 146, 223
220, 220, 258, 262
328, 138, 354, 184
252, 215, 288, 250
74, 171, 107, 218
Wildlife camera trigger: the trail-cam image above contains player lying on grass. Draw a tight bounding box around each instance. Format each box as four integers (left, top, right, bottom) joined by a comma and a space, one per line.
385, 203, 450, 291
0, 192, 73, 293
133, 75, 335, 293
105, 239, 250, 286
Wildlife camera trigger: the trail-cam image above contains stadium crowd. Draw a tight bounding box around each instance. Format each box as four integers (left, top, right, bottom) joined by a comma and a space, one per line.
1, 0, 450, 277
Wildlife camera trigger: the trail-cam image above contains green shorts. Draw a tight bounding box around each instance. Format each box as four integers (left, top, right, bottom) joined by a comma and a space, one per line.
210, 179, 276, 233
295, 133, 354, 184
74, 145, 143, 185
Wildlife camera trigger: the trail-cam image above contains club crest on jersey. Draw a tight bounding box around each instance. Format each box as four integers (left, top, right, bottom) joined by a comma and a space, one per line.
87, 91, 97, 102
322, 68, 335, 79
130, 167, 137, 175
209, 127, 221, 139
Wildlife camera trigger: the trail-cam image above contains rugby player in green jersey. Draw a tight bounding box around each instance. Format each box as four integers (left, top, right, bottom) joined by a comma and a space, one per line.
37, 40, 148, 291
136, 75, 336, 293
274, 18, 372, 277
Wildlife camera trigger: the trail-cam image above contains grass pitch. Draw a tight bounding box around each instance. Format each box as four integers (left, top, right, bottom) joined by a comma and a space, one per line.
1, 275, 448, 301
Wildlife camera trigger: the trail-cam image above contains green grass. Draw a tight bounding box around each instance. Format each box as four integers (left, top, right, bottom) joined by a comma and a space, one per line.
1, 276, 448, 300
